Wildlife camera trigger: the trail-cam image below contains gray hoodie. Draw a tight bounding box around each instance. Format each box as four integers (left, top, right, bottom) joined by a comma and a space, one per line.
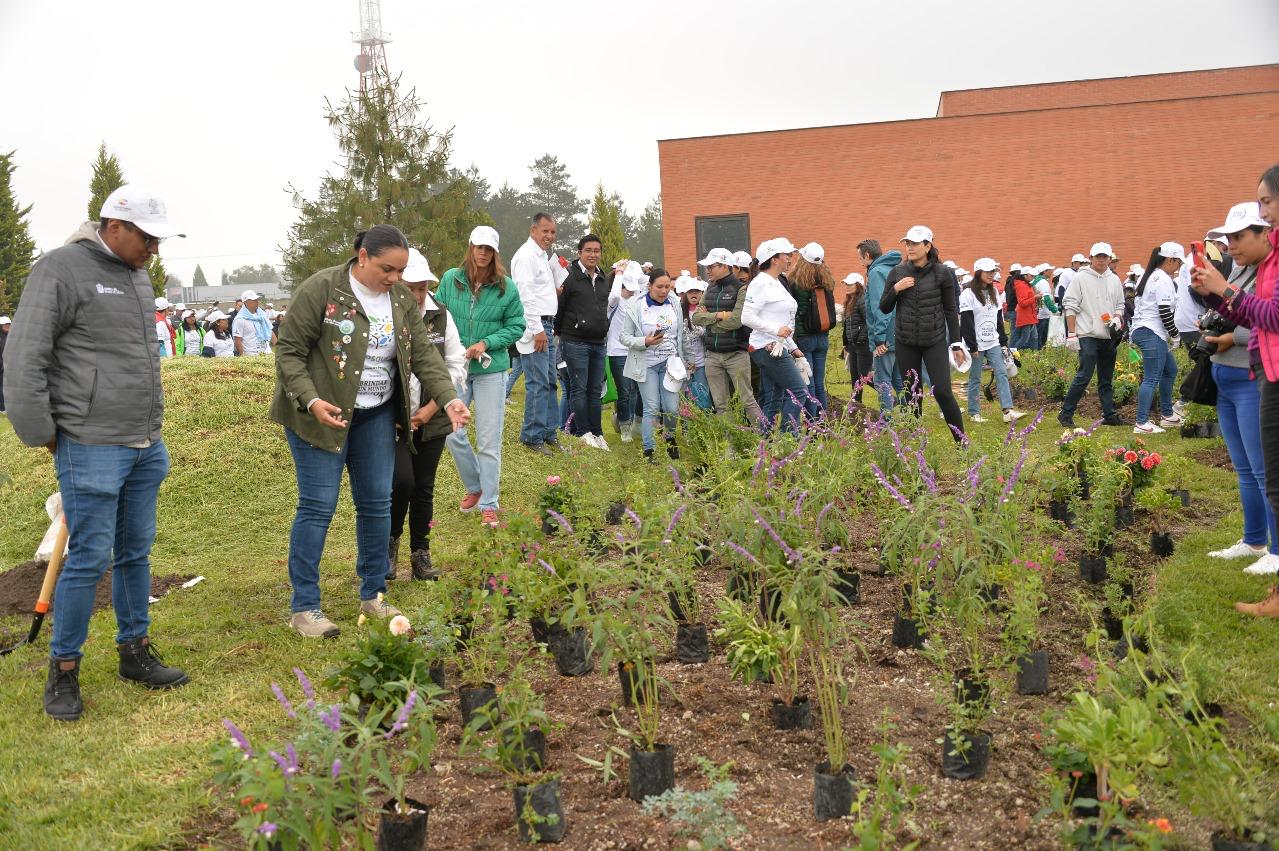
2, 222, 163, 447
1061, 266, 1125, 340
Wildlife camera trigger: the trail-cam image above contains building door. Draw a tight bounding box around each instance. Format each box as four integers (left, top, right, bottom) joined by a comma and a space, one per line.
695, 214, 750, 260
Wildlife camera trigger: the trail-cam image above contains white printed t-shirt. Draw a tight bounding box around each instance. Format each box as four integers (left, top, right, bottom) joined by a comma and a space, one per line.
350, 275, 397, 409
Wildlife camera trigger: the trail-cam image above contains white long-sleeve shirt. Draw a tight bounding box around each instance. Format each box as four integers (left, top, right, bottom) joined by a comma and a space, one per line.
741, 271, 798, 352
511, 237, 559, 335
1173, 261, 1204, 334
409, 292, 468, 412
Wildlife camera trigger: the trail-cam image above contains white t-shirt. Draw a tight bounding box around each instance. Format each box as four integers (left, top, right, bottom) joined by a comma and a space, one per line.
180, 327, 202, 355
156, 321, 172, 356
741, 271, 798, 353
606, 284, 636, 358
1034, 279, 1054, 319
232, 309, 273, 356
1056, 268, 1075, 301
959, 288, 1002, 351
1132, 268, 1177, 342
639, 296, 679, 367
1173, 262, 1204, 333
350, 277, 397, 409
205, 329, 235, 357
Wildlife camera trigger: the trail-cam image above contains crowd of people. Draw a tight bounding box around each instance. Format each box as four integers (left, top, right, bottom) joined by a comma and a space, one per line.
2, 165, 1279, 721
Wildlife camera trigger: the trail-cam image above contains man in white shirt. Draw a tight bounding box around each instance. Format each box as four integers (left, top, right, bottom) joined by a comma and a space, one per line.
232, 289, 276, 357
512, 213, 564, 453
1056, 253, 1086, 305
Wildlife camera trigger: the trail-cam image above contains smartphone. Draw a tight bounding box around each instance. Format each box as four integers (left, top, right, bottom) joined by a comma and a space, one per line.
478, 352, 493, 368
1190, 241, 1207, 270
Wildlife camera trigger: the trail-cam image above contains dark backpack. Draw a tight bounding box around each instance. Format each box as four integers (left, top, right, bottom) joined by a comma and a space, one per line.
806, 286, 837, 333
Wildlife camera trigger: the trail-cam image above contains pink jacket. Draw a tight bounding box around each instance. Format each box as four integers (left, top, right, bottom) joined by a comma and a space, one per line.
1211, 228, 1279, 382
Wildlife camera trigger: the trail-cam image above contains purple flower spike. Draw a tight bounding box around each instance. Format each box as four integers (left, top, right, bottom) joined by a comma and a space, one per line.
331, 758, 342, 780
320, 704, 342, 733
257, 823, 278, 838
869, 461, 913, 511
386, 690, 418, 738
293, 668, 315, 703
750, 506, 802, 564
670, 466, 686, 495
538, 558, 557, 576
223, 719, 254, 757
546, 509, 574, 534
815, 502, 834, 529
665, 505, 687, 536
624, 508, 643, 529
722, 540, 762, 566
270, 683, 296, 719
792, 490, 808, 517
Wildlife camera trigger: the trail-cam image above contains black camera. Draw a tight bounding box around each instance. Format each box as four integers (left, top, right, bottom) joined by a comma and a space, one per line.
1191, 310, 1237, 358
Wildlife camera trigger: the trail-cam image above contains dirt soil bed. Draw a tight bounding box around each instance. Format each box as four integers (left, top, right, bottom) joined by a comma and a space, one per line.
0, 560, 193, 622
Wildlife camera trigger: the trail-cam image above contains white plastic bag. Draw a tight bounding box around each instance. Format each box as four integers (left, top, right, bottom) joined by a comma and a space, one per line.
1046, 315, 1067, 347
35, 492, 67, 563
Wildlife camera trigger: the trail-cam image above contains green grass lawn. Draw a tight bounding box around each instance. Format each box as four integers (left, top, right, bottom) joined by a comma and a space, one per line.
0, 353, 1274, 847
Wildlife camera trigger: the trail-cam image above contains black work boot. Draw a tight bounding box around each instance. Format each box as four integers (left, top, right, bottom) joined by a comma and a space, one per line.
666, 438, 680, 460
386, 535, 400, 581
45, 657, 83, 722
410, 548, 439, 581
118, 637, 190, 690
643, 448, 655, 464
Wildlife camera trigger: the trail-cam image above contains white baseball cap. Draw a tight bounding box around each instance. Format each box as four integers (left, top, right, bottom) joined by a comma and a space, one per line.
1071, 253, 1089, 264
683, 277, 707, 293
993, 271, 1003, 281
206, 309, 227, 322
469, 225, 500, 250
1207, 202, 1269, 238
154, 297, 171, 310
1009, 263, 1022, 273
641, 261, 654, 270
1036, 263, 1053, 275
99, 185, 186, 239
755, 237, 798, 263
842, 272, 865, 286
673, 273, 696, 294
901, 225, 934, 243
731, 250, 753, 268
1157, 242, 1186, 261
1089, 242, 1114, 258
799, 242, 824, 264
961, 273, 974, 285
0, 315, 11, 325
973, 257, 999, 273
942, 260, 957, 269
241, 290, 262, 302
403, 247, 439, 284
698, 247, 733, 267
663, 355, 688, 393
1128, 264, 1145, 275
1211, 235, 1230, 247
618, 260, 645, 293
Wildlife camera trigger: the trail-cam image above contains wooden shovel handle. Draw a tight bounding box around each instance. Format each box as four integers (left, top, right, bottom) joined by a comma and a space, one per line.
34, 520, 69, 615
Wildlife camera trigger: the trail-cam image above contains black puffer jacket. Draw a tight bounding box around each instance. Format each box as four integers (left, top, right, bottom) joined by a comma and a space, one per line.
842, 292, 868, 350
879, 261, 960, 349
555, 261, 610, 343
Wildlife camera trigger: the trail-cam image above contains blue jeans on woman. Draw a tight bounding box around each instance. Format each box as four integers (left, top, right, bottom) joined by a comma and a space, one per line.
1214, 364, 1278, 552
966, 346, 1013, 415
687, 365, 712, 410
1132, 327, 1177, 425
447, 372, 506, 510
795, 332, 829, 415
1010, 323, 1038, 351
285, 399, 396, 614
638, 361, 680, 450
51, 436, 170, 660
609, 355, 640, 428
750, 347, 810, 434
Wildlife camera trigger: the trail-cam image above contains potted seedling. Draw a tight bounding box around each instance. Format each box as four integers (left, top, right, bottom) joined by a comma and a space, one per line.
370, 690, 439, 851
324, 609, 433, 721
1137, 487, 1179, 558
454, 589, 511, 729
1078, 474, 1118, 584
1043, 467, 1080, 528
714, 595, 808, 728
537, 475, 578, 535
924, 579, 997, 781
1002, 566, 1048, 695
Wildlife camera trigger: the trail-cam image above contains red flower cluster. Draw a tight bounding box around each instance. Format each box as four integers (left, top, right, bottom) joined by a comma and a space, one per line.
1104, 440, 1163, 480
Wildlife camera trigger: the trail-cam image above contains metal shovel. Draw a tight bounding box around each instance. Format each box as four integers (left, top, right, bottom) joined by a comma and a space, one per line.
0, 519, 68, 656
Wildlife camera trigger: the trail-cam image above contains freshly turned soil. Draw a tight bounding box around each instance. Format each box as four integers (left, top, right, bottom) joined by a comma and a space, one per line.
0, 560, 193, 620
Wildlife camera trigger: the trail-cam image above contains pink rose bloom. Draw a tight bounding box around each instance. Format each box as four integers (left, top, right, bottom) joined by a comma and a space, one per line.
547, 475, 561, 486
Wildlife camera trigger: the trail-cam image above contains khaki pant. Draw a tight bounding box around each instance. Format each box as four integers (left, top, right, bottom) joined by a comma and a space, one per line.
705, 349, 764, 426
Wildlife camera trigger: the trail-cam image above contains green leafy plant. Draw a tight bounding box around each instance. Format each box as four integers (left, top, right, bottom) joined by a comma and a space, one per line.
1001, 564, 1045, 658
1136, 487, 1179, 535
537, 474, 578, 531
713, 595, 802, 704
641, 757, 745, 850
459, 670, 553, 785
323, 611, 431, 713
850, 712, 923, 851
454, 587, 512, 688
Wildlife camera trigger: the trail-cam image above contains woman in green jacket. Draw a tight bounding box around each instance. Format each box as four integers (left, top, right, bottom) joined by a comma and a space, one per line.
270, 224, 469, 639
434, 225, 527, 527
174, 310, 204, 356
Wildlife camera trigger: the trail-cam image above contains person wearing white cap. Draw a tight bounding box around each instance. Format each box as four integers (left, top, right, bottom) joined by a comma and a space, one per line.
1129, 242, 1187, 434
959, 263, 1023, 424
232, 289, 275, 357
1057, 243, 1127, 428
605, 260, 643, 441
619, 267, 687, 460
677, 275, 713, 410
743, 238, 814, 434
174, 310, 204, 356
434, 225, 526, 527
203, 310, 235, 357
154, 296, 175, 357
1056, 254, 1088, 304
512, 212, 566, 454
730, 250, 755, 283
790, 242, 838, 415
0, 314, 10, 413
839, 273, 873, 402
3, 184, 190, 720
691, 249, 764, 424
879, 226, 967, 438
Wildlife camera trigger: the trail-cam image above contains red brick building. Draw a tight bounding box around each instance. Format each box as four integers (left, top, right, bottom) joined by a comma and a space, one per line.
658, 65, 1279, 293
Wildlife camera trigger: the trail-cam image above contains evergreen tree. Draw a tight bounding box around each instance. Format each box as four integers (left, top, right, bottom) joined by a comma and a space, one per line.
147, 256, 168, 298
221, 270, 230, 285
482, 181, 533, 264
630, 195, 665, 267
283, 72, 489, 282
587, 183, 628, 270
87, 142, 126, 221
192, 264, 208, 286
0, 151, 37, 310
526, 154, 585, 249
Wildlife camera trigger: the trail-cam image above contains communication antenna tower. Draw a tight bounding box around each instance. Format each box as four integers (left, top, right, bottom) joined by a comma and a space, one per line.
352, 0, 391, 94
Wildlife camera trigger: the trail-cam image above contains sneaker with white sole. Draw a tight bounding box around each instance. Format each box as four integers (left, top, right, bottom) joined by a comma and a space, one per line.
1133, 422, 1165, 434
969, 414, 988, 423
290, 609, 341, 638
1003, 409, 1026, 423
1173, 400, 1186, 417
593, 433, 611, 451
1243, 552, 1279, 575
620, 422, 634, 442
359, 598, 403, 619
1159, 414, 1184, 427
579, 433, 598, 450
1209, 539, 1268, 559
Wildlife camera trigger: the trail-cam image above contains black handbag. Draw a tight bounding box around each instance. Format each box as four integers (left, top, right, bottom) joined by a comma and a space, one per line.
1179, 351, 1217, 406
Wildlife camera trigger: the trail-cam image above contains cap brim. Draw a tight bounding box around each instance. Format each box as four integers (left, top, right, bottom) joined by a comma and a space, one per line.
134, 220, 185, 239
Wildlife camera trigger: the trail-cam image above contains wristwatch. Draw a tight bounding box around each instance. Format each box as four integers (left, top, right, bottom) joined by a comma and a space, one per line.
1221, 285, 1238, 302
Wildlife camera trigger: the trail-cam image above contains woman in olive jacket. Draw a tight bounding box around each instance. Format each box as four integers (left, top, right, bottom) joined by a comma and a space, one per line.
878, 225, 968, 439
271, 224, 469, 639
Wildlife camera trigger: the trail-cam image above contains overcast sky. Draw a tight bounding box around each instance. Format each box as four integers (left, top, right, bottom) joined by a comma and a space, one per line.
2, 0, 1276, 286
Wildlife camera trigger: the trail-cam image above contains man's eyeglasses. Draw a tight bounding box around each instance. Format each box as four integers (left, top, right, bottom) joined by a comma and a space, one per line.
123, 221, 163, 248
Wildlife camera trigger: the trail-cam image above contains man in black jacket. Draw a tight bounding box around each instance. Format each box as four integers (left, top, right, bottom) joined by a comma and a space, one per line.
691, 247, 764, 425
555, 234, 611, 449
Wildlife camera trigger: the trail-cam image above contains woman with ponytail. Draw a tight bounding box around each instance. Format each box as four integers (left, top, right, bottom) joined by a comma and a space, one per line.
1130, 242, 1185, 434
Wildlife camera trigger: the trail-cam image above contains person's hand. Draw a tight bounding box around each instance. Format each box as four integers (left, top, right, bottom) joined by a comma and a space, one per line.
951, 347, 968, 368
310, 399, 349, 429
1065, 335, 1080, 352
464, 341, 488, 361
873, 343, 889, 357
894, 276, 916, 293
410, 402, 438, 430
533, 331, 548, 352
717, 311, 730, 321
776, 325, 793, 338
445, 399, 471, 432
643, 332, 665, 346
791, 348, 804, 359
45, 439, 56, 454
1205, 333, 1234, 353
1168, 334, 1181, 351
1190, 263, 1228, 296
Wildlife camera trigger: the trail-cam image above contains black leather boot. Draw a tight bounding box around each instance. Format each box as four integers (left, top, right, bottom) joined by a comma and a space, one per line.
410, 548, 439, 581
45, 657, 83, 722
118, 637, 190, 690
386, 535, 400, 581
666, 437, 680, 460
643, 448, 655, 463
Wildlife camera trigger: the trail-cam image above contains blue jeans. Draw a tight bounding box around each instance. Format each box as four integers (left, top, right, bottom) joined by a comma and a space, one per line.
609, 355, 639, 426
51, 436, 170, 659
1214, 364, 1278, 552
285, 400, 395, 613
872, 350, 903, 412
967, 346, 1013, 414
1132, 327, 1177, 425
519, 323, 560, 445
638, 362, 680, 450
561, 339, 605, 436
1010, 324, 1038, 351
447, 372, 505, 511
505, 355, 523, 398
688, 365, 712, 410
1037, 318, 1051, 349
1061, 336, 1117, 419
795, 332, 829, 414
750, 348, 810, 434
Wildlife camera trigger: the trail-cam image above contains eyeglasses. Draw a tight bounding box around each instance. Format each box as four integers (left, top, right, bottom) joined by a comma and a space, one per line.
123, 221, 163, 248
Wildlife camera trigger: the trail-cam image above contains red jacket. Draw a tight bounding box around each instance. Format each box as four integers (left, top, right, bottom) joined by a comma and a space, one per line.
155, 310, 175, 344
1013, 280, 1038, 328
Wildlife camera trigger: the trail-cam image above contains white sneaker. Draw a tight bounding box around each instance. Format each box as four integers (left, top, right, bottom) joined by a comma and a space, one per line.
620, 422, 634, 443
580, 433, 599, 450
1003, 409, 1026, 423
1133, 422, 1165, 434
969, 414, 988, 423
593, 433, 611, 452
1209, 539, 1269, 560
1159, 414, 1184, 427
1173, 400, 1186, 417
1243, 552, 1279, 575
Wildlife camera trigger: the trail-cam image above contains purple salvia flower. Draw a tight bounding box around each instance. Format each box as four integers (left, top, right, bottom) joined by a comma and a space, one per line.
270, 683, 295, 718
1018, 409, 1045, 440
546, 509, 574, 534
319, 704, 342, 733
624, 508, 643, 529
722, 540, 762, 566
538, 558, 557, 576
330, 758, 342, 780
665, 505, 687, 536
869, 462, 913, 510
670, 466, 686, 495
750, 506, 802, 563
999, 447, 1030, 504
293, 668, 315, 705
223, 719, 254, 757
257, 823, 278, 838
815, 502, 834, 530
751, 440, 767, 480
385, 690, 418, 738
269, 746, 298, 776
830, 545, 842, 554
792, 490, 808, 517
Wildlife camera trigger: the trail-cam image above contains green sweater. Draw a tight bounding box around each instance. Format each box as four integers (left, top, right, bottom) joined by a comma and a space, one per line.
270, 260, 458, 453
433, 268, 526, 375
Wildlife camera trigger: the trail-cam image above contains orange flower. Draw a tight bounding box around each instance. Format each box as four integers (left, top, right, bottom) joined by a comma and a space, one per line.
239, 796, 255, 807
252, 803, 269, 814
1149, 818, 1173, 834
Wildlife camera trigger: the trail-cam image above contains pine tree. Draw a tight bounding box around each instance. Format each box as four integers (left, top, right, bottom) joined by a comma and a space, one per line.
87, 142, 126, 221
0, 151, 37, 311
526, 154, 585, 248
283, 72, 489, 283
192, 264, 208, 286
587, 183, 628, 270
147, 256, 168, 298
